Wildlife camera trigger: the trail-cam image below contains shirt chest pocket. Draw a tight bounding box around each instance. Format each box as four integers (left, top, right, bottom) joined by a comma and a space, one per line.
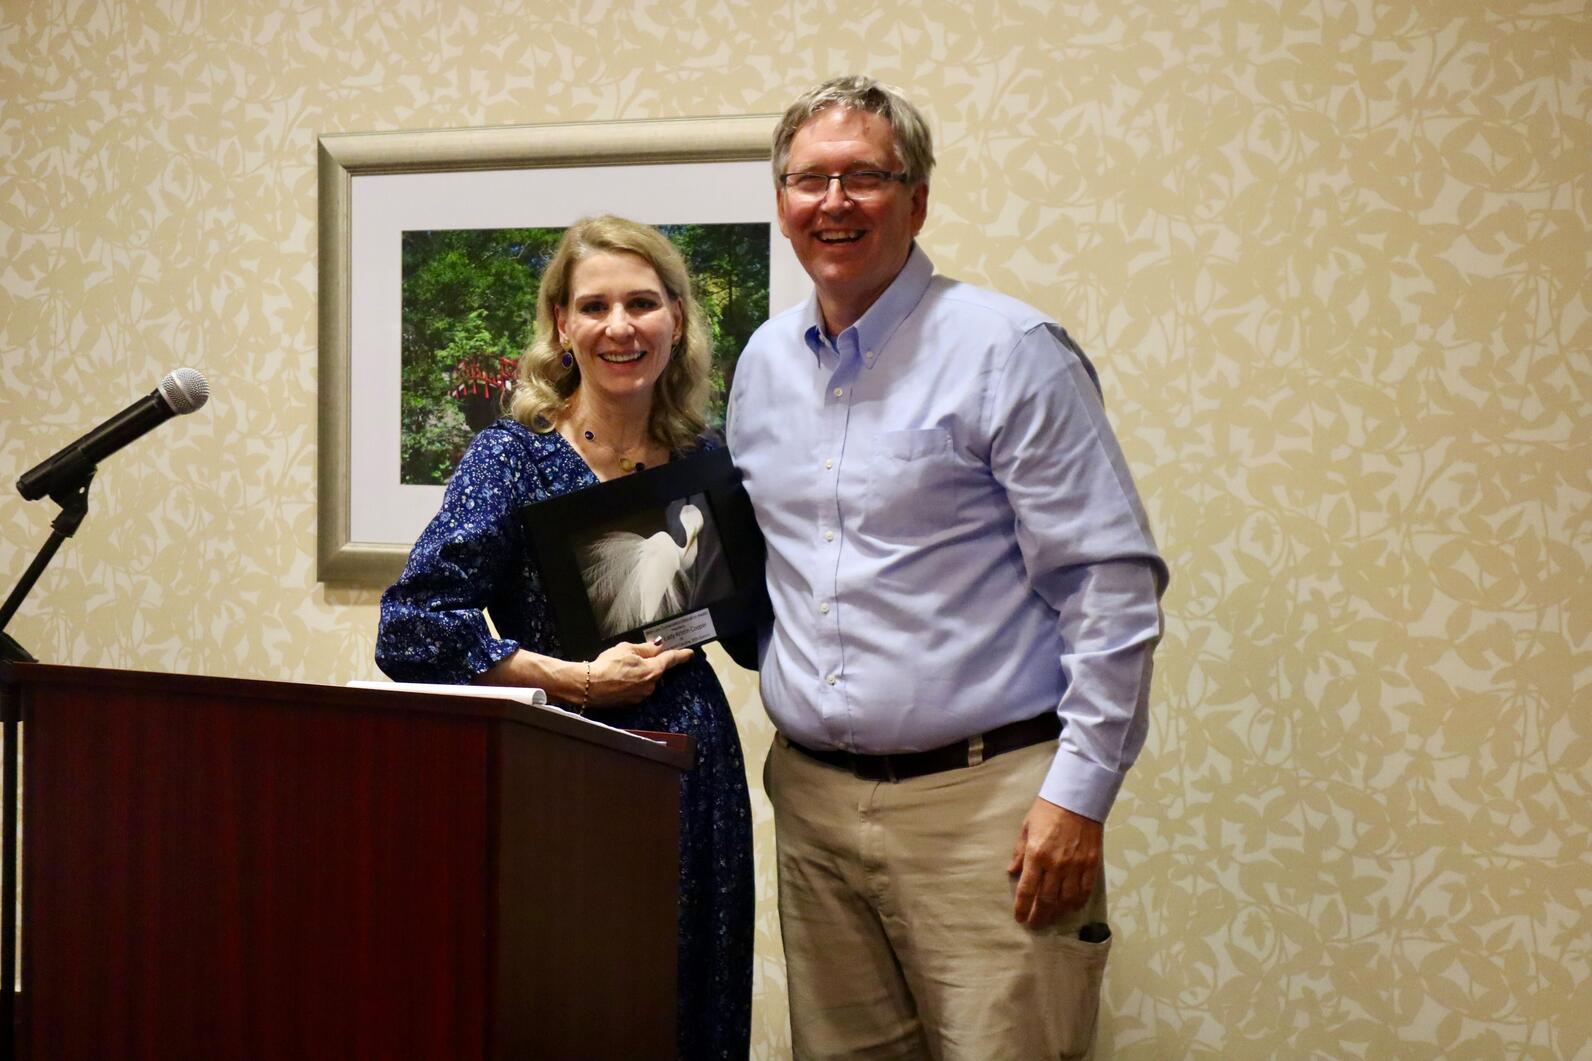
863, 428, 968, 542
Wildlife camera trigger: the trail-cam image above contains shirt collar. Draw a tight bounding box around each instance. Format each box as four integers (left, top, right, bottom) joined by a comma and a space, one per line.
801, 243, 934, 365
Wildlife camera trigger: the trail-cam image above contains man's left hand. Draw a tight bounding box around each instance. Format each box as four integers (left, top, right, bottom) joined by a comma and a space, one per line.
1007, 797, 1103, 928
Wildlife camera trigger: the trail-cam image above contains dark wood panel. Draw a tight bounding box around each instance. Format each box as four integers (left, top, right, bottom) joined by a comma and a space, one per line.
492, 723, 682, 1057
5, 663, 690, 1060
6, 663, 690, 769
21, 680, 493, 1059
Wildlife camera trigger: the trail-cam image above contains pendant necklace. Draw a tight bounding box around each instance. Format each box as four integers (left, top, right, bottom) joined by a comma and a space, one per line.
579, 427, 651, 474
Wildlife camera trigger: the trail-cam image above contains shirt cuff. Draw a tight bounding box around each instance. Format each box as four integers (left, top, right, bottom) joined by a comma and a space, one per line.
464, 637, 521, 684
1038, 744, 1126, 823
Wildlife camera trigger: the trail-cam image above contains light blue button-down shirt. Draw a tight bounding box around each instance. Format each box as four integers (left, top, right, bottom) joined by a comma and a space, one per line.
728, 245, 1167, 820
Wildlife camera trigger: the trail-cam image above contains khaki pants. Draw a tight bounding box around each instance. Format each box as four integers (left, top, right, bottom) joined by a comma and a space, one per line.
767, 737, 1111, 1061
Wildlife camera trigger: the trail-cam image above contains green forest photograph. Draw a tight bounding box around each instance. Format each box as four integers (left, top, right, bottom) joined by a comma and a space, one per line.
400, 223, 770, 486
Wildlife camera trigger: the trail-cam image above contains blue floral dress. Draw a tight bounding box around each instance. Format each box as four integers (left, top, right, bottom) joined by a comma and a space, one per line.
376, 418, 753, 1060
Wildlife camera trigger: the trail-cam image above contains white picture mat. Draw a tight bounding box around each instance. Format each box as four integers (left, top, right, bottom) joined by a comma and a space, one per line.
348, 159, 808, 546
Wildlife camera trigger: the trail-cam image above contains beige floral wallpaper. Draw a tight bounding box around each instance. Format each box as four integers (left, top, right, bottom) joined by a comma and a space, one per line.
2, 1, 1588, 1057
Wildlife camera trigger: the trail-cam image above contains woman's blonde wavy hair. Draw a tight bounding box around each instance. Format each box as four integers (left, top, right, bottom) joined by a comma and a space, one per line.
508, 215, 712, 454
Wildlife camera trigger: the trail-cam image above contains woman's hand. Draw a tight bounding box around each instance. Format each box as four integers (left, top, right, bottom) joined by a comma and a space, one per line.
586, 639, 694, 708
475, 640, 692, 709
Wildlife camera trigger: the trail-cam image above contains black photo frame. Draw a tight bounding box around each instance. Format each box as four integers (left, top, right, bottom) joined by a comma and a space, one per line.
521, 448, 769, 660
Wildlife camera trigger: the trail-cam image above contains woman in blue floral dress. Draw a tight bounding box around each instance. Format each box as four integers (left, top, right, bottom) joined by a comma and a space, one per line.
376, 216, 752, 1060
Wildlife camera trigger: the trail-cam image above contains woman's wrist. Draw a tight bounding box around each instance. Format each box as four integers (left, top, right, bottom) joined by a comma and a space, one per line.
477, 650, 587, 706
562, 655, 599, 708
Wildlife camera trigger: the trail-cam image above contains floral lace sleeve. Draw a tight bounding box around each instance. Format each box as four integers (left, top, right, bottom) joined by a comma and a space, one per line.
374, 428, 530, 684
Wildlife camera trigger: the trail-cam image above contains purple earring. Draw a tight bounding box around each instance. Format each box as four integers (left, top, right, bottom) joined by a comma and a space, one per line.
560, 351, 574, 368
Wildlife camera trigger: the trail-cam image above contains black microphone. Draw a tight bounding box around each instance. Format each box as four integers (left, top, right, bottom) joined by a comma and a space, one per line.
16, 368, 210, 501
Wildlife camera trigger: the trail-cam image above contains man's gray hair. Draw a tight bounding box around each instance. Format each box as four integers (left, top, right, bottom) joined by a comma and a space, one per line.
772, 75, 936, 186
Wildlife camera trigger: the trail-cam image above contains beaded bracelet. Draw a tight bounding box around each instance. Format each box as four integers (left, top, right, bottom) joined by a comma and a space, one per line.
578, 660, 591, 715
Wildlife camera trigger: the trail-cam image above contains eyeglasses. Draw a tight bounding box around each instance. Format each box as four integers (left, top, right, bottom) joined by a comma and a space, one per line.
778, 170, 910, 200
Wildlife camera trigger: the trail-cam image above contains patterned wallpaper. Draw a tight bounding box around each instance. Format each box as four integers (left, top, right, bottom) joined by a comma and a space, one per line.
2, 1, 1588, 1056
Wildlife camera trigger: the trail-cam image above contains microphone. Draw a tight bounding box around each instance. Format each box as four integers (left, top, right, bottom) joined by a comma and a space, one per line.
16, 368, 210, 501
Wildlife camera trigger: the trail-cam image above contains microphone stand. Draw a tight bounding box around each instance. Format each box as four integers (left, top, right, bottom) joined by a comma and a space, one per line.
0, 447, 96, 661
0, 451, 94, 1061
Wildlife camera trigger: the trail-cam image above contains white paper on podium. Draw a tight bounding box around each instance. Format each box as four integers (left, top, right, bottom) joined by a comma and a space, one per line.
344, 680, 663, 744
347, 680, 548, 707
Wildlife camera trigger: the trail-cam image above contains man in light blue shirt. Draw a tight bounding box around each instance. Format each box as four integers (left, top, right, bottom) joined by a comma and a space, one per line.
729, 76, 1167, 1058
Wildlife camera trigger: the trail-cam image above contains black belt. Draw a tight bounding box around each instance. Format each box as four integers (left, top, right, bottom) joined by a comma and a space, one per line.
786, 712, 1061, 782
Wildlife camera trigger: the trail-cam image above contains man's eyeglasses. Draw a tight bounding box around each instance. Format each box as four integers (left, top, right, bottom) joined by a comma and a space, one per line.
778, 170, 910, 200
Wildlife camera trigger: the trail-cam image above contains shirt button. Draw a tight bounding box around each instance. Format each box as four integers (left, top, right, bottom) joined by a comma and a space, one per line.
819, 602, 831, 614
833, 387, 844, 397
824, 530, 835, 542
826, 674, 838, 685
824, 458, 834, 470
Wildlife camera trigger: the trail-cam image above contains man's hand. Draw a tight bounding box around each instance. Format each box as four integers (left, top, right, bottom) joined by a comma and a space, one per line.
1007, 797, 1103, 928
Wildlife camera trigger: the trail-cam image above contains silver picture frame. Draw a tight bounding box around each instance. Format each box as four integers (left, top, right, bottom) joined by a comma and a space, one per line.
316, 114, 779, 583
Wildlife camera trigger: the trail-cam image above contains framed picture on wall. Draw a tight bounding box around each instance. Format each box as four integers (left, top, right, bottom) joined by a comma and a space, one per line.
316, 115, 809, 583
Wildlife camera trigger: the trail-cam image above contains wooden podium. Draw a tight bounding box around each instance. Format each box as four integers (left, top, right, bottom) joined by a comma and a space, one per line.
0, 663, 693, 1060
